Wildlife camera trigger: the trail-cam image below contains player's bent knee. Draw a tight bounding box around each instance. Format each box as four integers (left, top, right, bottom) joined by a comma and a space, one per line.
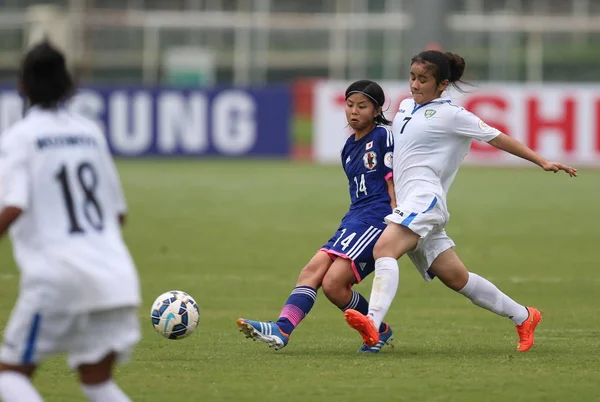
440, 273, 468, 292
373, 229, 395, 258
0, 363, 36, 378
429, 249, 469, 291
374, 224, 419, 260
321, 266, 354, 307
321, 276, 345, 305
373, 240, 390, 260
320, 276, 334, 298
321, 273, 342, 294
77, 352, 116, 386
373, 234, 403, 259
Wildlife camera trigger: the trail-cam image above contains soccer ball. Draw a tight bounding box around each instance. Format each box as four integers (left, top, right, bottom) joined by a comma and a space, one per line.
150, 290, 200, 340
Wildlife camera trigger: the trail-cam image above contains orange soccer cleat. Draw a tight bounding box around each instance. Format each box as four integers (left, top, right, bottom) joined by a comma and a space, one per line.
515, 307, 542, 352
344, 309, 380, 347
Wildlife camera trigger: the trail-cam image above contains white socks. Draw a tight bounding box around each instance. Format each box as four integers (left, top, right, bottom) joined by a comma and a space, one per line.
364, 264, 528, 329
0, 372, 130, 402
0, 371, 43, 402
81, 380, 131, 402
458, 272, 529, 325
367, 257, 399, 329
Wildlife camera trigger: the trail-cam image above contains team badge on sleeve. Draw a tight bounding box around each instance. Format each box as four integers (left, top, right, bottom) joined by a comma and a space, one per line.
363, 151, 377, 169
384, 152, 393, 168
478, 120, 490, 130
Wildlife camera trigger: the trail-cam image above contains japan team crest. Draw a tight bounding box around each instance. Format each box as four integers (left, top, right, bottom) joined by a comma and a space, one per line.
363, 151, 377, 169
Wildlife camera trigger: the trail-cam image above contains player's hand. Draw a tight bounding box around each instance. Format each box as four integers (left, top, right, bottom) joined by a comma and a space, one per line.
541, 161, 578, 177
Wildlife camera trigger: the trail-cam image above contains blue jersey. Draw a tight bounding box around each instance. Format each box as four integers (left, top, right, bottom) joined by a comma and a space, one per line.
340, 125, 394, 224
319, 125, 394, 284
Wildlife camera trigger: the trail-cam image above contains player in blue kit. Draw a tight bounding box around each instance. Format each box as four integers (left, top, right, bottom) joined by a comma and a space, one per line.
237, 80, 396, 353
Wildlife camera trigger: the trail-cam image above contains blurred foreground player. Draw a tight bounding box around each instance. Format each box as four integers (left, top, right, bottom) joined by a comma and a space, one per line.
0, 40, 141, 402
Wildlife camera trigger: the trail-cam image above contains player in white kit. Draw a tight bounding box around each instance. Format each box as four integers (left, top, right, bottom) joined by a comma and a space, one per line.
0, 41, 140, 401
344, 50, 577, 353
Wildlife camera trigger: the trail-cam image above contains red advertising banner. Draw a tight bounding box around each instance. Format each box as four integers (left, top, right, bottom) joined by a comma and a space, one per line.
314, 82, 599, 166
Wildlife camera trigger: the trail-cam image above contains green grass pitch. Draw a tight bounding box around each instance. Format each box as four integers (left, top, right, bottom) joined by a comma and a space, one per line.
0, 160, 598, 401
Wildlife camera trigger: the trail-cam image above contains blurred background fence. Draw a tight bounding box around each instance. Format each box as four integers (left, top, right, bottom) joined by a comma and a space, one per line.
0, 0, 598, 164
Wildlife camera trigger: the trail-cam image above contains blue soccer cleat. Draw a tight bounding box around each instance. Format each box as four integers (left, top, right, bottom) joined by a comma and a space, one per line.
236, 318, 289, 350
358, 322, 394, 353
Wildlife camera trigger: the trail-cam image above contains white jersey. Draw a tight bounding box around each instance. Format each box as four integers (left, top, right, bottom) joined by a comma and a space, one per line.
0, 106, 140, 313
392, 97, 501, 207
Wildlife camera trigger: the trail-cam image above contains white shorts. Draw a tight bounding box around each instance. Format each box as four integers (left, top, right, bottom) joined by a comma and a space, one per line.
385, 193, 449, 238
407, 229, 455, 282
0, 293, 140, 370
385, 193, 454, 281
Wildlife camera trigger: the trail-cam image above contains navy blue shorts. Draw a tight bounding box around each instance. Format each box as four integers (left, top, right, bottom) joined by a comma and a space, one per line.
320, 220, 386, 284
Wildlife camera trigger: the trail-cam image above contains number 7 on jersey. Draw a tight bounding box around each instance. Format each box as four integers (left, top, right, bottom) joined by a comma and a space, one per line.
400, 117, 411, 134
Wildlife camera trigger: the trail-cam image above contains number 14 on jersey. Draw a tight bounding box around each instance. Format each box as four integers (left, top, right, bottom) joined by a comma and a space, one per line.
354, 174, 368, 198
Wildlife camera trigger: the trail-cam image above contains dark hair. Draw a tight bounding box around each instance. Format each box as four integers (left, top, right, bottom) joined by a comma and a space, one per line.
19, 40, 74, 108
344, 80, 392, 126
410, 50, 466, 92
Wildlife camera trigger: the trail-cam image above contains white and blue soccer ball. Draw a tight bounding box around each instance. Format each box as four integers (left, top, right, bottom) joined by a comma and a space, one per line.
150, 290, 200, 340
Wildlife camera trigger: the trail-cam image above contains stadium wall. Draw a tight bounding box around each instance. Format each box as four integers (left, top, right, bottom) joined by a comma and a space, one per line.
313, 81, 600, 166
0, 83, 597, 166
0, 86, 291, 157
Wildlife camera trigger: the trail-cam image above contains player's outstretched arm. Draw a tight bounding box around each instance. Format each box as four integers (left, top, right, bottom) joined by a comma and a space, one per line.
488, 133, 578, 177
0, 206, 22, 239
